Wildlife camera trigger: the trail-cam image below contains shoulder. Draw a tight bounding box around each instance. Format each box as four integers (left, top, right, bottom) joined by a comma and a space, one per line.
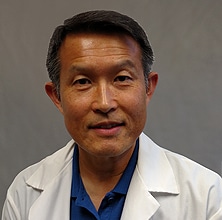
2, 140, 75, 219
161, 142, 222, 186
139, 132, 222, 193
140, 132, 221, 180
138, 133, 222, 218
11, 139, 75, 189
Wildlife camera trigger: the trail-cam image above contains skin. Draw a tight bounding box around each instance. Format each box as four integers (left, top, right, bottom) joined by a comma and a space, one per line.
45, 32, 158, 209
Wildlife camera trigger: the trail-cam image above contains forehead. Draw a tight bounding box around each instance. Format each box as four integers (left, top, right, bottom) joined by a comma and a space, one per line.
59, 32, 142, 61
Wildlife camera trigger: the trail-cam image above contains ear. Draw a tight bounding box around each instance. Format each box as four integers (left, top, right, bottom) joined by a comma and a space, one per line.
45, 82, 64, 114
146, 71, 158, 103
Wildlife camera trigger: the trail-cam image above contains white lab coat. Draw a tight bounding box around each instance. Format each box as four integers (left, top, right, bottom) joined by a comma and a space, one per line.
2, 133, 222, 220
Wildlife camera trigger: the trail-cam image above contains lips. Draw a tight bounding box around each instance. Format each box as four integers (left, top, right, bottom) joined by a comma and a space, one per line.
88, 121, 124, 136
89, 121, 124, 129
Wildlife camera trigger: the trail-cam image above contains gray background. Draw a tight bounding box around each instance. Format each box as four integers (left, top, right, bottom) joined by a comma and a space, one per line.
1, 0, 222, 210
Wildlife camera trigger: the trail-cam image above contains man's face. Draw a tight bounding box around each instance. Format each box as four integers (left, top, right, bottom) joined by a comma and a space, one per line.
46, 32, 157, 158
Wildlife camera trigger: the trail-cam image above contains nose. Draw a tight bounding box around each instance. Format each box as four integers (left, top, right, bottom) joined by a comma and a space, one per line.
92, 83, 117, 114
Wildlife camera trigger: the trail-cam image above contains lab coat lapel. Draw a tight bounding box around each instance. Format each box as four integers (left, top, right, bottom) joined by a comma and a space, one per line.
121, 167, 160, 220
137, 133, 179, 193
28, 162, 72, 220
26, 140, 75, 220
121, 133, 179, 219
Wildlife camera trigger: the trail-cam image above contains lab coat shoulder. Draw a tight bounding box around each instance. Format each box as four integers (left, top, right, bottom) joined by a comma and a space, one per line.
121, 133, 222, 220
163, 146, 222, 219
2, 162, 41, 220
2, 140, 75, 220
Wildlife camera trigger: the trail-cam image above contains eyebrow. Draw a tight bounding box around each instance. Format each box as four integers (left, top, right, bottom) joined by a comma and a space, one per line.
69, 65, 87, 73
116, 59, 137, 70
68, 59, 137, 74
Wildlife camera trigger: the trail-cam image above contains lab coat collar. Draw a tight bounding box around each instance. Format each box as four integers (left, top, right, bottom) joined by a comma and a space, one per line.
26, 140, 74, 191
121, 166, 161, 220
121, 133, 179, 220
138, 133, 179, 194
26, 140, 75, 220
26, 133, 179, 220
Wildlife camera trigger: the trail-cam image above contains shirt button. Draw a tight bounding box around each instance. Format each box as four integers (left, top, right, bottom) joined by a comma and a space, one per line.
107, 196, 115, 204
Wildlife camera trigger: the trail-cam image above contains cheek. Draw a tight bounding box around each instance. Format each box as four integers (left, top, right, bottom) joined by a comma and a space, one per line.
62, 103, 88, 141
122, 91, 147, 121
61, 96, 89, 126
62, 91, 90, 112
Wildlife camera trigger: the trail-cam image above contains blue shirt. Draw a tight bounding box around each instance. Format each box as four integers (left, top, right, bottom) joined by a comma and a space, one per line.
70, 139, 139, 220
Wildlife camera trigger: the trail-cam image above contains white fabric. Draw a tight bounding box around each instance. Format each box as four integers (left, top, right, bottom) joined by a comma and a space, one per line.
2, 133, 222, 220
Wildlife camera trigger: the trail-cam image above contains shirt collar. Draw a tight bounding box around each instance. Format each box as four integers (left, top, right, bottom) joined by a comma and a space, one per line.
71, 144, 81, 198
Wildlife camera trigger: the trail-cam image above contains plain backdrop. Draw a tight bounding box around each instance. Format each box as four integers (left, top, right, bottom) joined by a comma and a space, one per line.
1, 0, 222, 211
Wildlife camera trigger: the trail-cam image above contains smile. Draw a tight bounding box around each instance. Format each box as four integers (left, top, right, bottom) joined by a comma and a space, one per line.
89, 122, 124, 129
89, 121, 124, 136
95, 124, 122, 129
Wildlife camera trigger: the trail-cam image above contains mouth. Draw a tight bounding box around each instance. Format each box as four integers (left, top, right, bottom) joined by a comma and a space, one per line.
88, 121, 124, 136
94, 123, 123, 129
89, 121, 124, 129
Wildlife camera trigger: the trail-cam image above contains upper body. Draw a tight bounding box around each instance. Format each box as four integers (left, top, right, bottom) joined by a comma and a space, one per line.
2, 10, 222, 219
2, 133, 222, 220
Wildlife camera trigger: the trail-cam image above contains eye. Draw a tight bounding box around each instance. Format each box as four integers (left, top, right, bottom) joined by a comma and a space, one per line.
73, 78, 91, 85
72, 77, 92, 90
115, 75, 132, 82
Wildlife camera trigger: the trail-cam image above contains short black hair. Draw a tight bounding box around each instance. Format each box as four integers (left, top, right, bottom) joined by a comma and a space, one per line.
46, 10, 154, 97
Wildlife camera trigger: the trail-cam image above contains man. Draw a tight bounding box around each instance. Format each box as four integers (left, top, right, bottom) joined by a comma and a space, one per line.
2, 10, 222, 220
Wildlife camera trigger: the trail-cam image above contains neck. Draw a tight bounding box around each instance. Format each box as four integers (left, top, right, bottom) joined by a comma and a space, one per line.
77, 145, 135, 210
78, 145, 134, 181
